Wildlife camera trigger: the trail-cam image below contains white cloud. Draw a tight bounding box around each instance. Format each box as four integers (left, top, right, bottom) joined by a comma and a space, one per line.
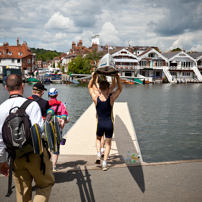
99, 22, 121, 45
0, 0, 202, 52
170, 30, 202, 51
44, 12, 76, 31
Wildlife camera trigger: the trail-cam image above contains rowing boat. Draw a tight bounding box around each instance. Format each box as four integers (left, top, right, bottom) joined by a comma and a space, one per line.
96, 53, 118, 76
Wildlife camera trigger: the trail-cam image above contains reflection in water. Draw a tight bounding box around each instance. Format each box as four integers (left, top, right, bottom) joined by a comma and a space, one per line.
1, 83, 202, 163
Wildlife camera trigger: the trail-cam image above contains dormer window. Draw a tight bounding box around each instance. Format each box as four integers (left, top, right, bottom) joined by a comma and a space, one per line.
148, 53, 154, 58
18, 52, 23, 56
8, 52, 12, 55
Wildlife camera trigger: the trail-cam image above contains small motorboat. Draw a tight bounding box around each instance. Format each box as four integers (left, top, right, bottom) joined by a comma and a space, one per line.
27, 77, 40, 84
50, 76, 62, 84
96, 53, 118, 76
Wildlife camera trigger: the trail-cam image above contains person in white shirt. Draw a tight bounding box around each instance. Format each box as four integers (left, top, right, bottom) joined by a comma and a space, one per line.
0, 74, 55, 202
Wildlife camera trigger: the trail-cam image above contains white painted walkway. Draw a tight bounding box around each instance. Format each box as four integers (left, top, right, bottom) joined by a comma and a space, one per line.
60, 102, 142, 163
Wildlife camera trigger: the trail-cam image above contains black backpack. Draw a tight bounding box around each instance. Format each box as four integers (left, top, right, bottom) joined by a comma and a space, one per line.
2, 99, 34, 159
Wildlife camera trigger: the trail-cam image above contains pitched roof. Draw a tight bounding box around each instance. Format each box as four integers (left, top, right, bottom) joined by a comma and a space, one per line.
187, 52, 202, 60
161, 51, 181, 59
0, 42, 32, 59
138, 48, 152, 57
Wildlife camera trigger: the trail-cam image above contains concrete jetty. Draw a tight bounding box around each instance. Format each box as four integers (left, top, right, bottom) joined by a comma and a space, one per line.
58, 102, 142, 171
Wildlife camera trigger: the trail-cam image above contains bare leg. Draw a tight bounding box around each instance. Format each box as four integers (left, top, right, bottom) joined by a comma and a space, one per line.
104, 138, 112, 161
95, 136, 102, 164
101, 136, 105, 157
101, 136, 105, 149
96, 135, 102, 153
52, 154, 59, 169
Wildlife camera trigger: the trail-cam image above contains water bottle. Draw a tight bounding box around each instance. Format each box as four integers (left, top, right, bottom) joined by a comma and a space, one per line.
125, 151, 131, 163
63, 102, 67, 108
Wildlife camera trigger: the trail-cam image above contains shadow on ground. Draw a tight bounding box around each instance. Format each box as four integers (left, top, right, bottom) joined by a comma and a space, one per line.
54, 166, 95, 202
114, 115, 145, 193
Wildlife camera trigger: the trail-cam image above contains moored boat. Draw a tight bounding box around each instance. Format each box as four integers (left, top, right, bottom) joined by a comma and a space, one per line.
50, 76, 62, 84
27, 77, 40, 84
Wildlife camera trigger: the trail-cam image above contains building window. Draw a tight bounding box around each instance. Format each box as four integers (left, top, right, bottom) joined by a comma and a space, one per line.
148, 53, 154, 58
170, 72, 176, 76
18, 52, 23, 56
140, 60, 147, 66
8, 52, 12, 55
182, 72, 190, 76
0, 59, 1, 63
17, 59, 20, 63
12, 59, 15, 63
27, 59, 31, 63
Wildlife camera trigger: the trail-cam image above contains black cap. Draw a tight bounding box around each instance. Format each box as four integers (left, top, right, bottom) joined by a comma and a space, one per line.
33, 83, 47, 91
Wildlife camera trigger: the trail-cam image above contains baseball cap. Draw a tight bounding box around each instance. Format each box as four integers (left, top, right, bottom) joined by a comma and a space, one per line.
33, 83, 47, 91
48, 88, 58, 96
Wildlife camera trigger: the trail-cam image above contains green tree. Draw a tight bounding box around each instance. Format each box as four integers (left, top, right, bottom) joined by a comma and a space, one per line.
31, 48, 62, 61
86, 49, 104, 68
68, 54, 92, 74
171, 48, 182, 52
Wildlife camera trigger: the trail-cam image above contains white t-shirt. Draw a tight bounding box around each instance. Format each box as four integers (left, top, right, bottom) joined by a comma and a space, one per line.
0, 97, 44, 163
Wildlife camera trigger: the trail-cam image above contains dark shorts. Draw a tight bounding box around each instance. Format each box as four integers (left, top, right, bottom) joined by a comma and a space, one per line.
96, 119, 114, 138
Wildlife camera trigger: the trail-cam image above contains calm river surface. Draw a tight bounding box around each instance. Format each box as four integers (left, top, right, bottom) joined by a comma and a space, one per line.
1, 82, 202, 163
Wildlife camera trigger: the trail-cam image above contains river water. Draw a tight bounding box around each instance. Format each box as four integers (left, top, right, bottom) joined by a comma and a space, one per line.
0, 82, 202, 163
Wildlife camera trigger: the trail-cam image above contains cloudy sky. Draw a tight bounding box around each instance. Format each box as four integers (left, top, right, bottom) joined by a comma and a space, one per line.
0, 0, 202, 53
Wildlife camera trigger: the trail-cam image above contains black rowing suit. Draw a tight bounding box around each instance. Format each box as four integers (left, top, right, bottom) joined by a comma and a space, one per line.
96, 94, 114, 138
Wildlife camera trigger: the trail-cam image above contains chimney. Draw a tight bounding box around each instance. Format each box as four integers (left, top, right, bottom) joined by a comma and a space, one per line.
72, 41, 76, 49
17, 37, 19, 46
92, 42, 98, 51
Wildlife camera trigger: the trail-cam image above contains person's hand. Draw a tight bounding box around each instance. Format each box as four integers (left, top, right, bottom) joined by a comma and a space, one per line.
0, 162, 9, 177
92, 72, 97, 78
115, 73, 120, 79
66, 117, 70, 123
58, 118, 65, 130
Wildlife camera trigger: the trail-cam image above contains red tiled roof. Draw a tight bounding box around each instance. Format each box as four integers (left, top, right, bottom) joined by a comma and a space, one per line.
0, 42, 32, 59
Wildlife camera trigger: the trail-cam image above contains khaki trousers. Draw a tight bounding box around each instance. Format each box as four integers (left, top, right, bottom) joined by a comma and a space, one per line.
12, 149, 55, 202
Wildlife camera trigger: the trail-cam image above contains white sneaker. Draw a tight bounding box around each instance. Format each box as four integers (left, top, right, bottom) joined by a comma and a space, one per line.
102, 164, 108, 171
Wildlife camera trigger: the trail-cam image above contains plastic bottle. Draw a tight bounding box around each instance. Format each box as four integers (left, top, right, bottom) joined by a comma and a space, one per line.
125, 151, 131, 163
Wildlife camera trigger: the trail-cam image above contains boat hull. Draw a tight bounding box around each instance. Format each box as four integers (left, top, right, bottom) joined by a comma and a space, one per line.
96, 53, 118, 76
50, 79, 62, 84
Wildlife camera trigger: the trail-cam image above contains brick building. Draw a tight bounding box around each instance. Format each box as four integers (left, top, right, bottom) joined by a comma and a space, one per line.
0, 38, 35, 75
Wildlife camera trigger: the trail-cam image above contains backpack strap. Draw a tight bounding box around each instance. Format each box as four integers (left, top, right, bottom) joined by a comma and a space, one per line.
20, 99, 34, 110
55, 105, 59, 115
5, 157, 15, 197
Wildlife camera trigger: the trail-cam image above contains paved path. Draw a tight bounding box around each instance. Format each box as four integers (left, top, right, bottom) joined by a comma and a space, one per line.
1, 161, 202, 202
1, 102, 202, 201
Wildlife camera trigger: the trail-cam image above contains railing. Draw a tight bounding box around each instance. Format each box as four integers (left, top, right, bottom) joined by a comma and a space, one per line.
169, 66, 193, 70
115, 65, 140, 70
163, 67, 173, 83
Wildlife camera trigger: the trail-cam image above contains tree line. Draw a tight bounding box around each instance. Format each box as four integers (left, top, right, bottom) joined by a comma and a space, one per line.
30, 48, 62, 62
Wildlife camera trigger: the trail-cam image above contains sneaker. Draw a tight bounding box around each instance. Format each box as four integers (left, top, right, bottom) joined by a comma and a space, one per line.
95, 155, 101, 164
53, 167, 58, 172
101, 151, 104, 158
102, 164, 108, 171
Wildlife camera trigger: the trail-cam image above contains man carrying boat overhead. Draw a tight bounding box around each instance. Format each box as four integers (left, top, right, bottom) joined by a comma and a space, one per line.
88, 72, 122, 171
